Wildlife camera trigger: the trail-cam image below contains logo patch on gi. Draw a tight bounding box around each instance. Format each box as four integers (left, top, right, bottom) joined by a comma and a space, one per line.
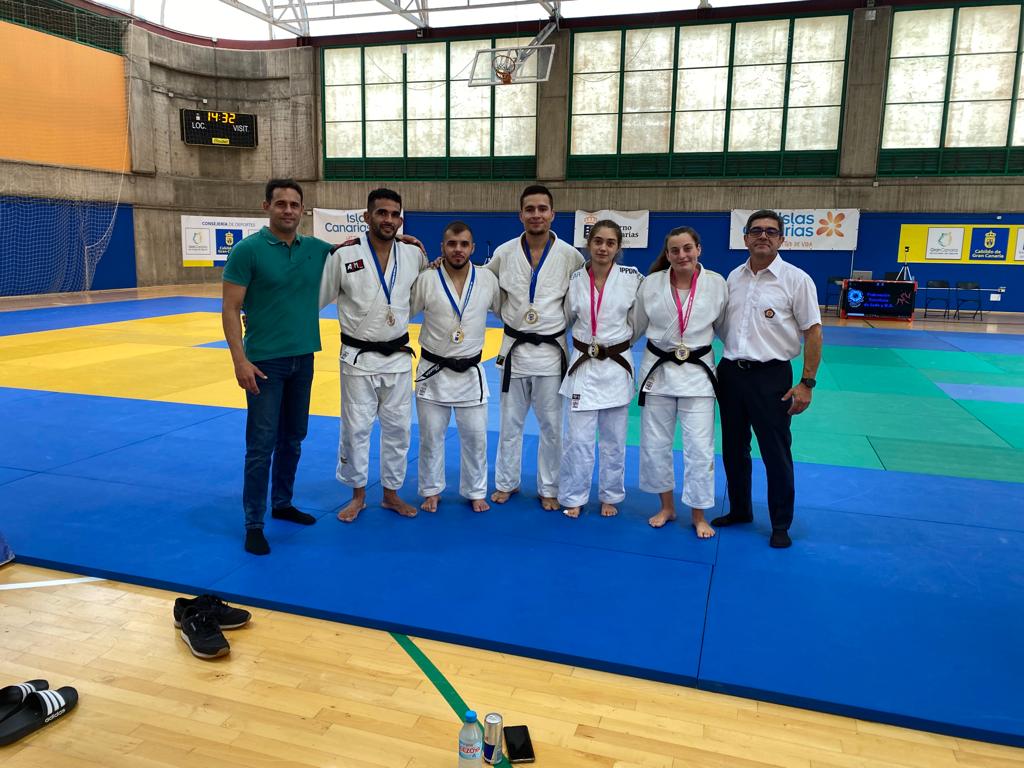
764, 308, 776, 319
345, 259, 365, 273
495, 355, 505, 367
571, 393, 581, 410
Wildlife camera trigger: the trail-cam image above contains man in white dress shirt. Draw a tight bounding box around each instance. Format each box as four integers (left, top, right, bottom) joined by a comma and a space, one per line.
411, 221, 501, 513
711, 209, 823, 548
484, 184, 584, 510
320, 188, 427, 523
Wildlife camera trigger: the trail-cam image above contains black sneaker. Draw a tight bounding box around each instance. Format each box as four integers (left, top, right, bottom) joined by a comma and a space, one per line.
173, 594, 251, 630
179, 608, 230, 659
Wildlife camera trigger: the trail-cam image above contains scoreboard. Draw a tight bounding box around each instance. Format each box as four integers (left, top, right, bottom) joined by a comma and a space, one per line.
180, 110, 258, 148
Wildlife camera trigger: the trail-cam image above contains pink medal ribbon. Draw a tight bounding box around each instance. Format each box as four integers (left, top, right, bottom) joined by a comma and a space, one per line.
587, 267, 606, 357
670, 266, 699, 361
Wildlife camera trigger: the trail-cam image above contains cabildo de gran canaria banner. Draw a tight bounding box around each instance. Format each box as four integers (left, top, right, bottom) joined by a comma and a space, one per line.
898, 224, 1024, 266
729, 209, 860, 250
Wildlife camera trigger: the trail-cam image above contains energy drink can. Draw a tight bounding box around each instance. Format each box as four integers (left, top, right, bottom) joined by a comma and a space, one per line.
483, 712, 503, 764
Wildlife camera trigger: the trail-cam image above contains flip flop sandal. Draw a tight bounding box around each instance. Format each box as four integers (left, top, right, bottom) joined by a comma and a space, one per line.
0, 681, 48, 723
0, 686, 77, 746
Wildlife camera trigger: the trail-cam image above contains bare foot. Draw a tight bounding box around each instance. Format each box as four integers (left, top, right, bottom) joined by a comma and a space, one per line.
337, 497, 366, 523
540, 496, 560, 511
692, 510, 716, 539
490, 488, 518, 504
600, 503, 618, 517
562, 506, 581, 519
648, 508, 677, 528
471, 498, 490, 512
382, 490, 418, 518
420, 495, 440, 513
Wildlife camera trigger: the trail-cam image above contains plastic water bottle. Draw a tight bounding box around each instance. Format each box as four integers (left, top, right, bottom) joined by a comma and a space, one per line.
458, 710, 483, 767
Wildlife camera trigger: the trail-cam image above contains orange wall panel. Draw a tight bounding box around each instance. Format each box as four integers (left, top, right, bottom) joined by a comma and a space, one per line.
0, 21, 130, 173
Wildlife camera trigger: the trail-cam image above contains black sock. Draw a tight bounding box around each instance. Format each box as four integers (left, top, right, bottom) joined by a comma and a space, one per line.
770, 530, 792, 549
245, 529, 270, 555
272, 506, 316, 525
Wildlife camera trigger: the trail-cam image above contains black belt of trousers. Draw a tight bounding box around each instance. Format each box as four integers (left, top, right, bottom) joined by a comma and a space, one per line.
341, 332, 414, 365
417, 347, 485, 403
566, 337, 633, 379
637, 341, 718, 406
500, 323, 567, 393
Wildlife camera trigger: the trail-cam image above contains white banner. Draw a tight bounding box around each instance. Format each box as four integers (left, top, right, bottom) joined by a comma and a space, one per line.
729, 209, 860, 250
181, 215, 266, 266
574, 210, 649, 249
312, 208, 372, 244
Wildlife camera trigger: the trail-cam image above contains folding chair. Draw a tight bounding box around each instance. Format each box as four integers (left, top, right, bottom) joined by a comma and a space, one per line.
923, 280, 950, 319
954, 281, 983, 320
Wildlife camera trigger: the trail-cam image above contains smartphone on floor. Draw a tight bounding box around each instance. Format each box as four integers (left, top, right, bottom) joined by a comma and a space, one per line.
503, 725, 535, 763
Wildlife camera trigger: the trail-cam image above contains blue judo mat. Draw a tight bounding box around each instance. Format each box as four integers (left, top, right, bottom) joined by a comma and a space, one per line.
1, 386, 1022, 746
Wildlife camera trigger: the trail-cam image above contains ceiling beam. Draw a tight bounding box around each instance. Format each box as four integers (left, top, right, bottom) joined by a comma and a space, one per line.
373, 0, 427, 28
216, 0, 306, 36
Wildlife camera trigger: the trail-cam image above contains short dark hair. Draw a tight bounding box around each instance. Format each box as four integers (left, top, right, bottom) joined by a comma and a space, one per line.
367, 188, 402, 211
265, 178, 303, 203
745, 209, 783, 232
519, 184, 553, 209
649, 226, 702, 274
443, 220, 474, 239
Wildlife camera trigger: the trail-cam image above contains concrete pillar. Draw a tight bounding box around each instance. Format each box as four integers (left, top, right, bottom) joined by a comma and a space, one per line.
535, 28, 570, 182
126, 24, 156, 175
839, 6, 892, 179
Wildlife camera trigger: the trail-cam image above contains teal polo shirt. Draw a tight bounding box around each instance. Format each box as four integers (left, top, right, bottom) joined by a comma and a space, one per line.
223, 227, 333, 362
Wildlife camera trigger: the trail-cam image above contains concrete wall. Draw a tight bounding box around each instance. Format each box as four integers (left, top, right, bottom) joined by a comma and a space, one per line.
3, 8, 1024, 290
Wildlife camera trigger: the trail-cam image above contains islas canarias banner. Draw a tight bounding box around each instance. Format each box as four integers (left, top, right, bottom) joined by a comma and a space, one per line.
729, 209, 860, 250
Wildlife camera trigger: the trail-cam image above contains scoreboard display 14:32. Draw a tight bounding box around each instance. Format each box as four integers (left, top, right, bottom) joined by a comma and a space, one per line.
180, 109, 258, 147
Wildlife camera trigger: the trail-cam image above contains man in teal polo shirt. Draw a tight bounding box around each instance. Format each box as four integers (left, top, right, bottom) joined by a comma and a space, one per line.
222, 179, 334, 555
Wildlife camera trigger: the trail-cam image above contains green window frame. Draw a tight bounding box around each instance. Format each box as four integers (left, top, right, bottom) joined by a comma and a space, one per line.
0, 0, 127, 54
880, 3, 1024, 176
567, 14, 851, 180
322, 38, 538, 181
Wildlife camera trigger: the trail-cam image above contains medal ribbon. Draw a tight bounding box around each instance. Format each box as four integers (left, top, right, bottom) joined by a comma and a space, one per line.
522, 233, 554, 307
371, 241, 398, 309
589, 265, 606, 341
671, 266, 700, 341
438, 264, 475, 325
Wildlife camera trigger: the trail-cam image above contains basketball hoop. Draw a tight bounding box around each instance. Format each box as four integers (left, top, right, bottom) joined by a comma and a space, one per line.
494, 52, 518, 85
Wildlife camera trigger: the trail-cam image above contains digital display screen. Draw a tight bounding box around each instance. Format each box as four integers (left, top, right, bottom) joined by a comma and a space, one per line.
842, 279, 917, 319
180, 110, 258, 147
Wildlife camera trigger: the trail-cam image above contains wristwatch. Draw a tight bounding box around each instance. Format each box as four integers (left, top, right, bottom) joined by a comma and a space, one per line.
800, 377, 817, 389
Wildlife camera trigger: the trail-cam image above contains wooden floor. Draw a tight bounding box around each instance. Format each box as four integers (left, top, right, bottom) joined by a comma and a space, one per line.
2, 286, 1023, 766
0, 563, 1022, 768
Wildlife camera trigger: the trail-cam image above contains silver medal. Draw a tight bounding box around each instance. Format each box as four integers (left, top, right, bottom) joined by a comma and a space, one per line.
451, 326, 465, 344
674, 342, 690, 362
588, 340, 600, 358
386, 309, 397, 327
524, 306, 539, 325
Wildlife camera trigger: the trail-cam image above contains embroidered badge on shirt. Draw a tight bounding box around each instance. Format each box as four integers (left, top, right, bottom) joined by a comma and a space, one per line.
571, 393, 581, 410
345, 259, 365, 273
764, 308, 776, 318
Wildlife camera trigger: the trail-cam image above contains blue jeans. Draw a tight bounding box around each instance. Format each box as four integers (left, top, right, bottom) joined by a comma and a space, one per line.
243, 354, 314, 529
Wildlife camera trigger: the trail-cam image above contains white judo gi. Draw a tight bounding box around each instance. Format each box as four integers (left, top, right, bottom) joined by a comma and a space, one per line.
557, 263, 643, 509
635, 266, 728, 510
410, 264, 501, 501
485, 233, 583, 498
319, 236, 427, 490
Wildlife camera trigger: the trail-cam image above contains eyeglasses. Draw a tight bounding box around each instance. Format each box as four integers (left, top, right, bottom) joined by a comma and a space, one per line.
745, 226, 782, 239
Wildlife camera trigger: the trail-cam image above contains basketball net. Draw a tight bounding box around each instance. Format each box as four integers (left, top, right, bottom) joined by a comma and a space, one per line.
494, 52, 517, 85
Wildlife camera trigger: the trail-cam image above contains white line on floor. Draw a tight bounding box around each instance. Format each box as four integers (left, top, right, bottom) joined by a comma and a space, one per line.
0, 576, 105, 590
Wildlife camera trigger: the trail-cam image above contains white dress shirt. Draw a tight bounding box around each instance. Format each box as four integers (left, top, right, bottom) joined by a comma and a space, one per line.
319, 236, 428, 375
484, 233, 584, 378
719, 255, 821, 363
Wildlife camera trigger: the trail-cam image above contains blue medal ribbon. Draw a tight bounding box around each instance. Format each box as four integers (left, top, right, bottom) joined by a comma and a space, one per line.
371, 241, 398, 308
521, 234, 554, 306
438, 264, 476, 324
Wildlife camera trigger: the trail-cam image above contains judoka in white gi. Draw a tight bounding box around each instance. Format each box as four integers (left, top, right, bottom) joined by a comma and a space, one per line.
557, 220, 643, 519
410, 221, 501, 513
634, 226, 728, 538
319, 188, 427, 522
485, 184, 584, 510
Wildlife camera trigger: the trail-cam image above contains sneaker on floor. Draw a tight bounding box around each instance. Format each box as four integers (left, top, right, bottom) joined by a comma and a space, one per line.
174, 594, 252, 630
179, 608, 230, 659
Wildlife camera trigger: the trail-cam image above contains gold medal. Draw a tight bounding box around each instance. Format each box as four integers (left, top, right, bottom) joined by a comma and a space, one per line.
386, 309, 397, 327
524, 306, 539, 325
674, 342, 690, 362
588, 340, 600, 358
451, 326, 465, 344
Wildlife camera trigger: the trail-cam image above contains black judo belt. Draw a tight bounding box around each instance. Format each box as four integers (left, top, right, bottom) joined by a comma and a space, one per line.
500, 324, 567, 393
417, 347, 485, 403
341, 332, 415, 365
566, 337, 633, 378
637, 341, 718, 406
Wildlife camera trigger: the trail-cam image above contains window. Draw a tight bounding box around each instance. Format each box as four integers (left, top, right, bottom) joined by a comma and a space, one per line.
323, 38, 538, 179
881, 4, 1024, 175
568, 15, 849, 179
